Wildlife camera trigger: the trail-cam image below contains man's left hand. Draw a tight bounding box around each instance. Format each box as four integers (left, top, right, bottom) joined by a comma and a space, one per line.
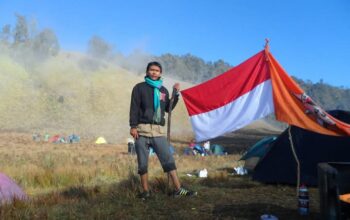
173, 83, 180, 92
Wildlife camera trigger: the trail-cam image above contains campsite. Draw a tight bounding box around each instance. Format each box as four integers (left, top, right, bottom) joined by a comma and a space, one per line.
0, 128, 323, 219
1, 1, 350, 219
1, 44, 350, 219
2, 118, 349, 219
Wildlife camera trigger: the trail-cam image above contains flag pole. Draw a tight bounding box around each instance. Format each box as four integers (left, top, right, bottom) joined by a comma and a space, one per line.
265, 39, 301, 196
264, 38, 270, 62
264, 38, 270, 52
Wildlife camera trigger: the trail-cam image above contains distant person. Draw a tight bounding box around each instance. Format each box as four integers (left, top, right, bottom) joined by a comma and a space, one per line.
203, 141, 211, 155
189, 139, 196, 149
188, 139, 196, 155
193, 144, 206, 156
129, 61, 197, 200
183, 139, 196, 156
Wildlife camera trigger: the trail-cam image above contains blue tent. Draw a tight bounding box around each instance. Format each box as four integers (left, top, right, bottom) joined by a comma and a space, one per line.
210, 144, 226, 155
240, 136, 277, 161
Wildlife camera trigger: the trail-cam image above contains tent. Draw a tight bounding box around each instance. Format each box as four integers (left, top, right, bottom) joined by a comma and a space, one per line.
240, 136, 277, 171
48, 134, 60, 143
252, 110, 350, 186
241, 136, 277, 160
95, 137, 107, 144
0, 173, 27, 204
68, 134, 80, 143
210, 144, 226, 155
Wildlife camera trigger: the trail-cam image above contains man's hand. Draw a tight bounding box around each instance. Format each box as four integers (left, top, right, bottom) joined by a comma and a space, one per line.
130, 128, 139, 139
173, 83, 180, 92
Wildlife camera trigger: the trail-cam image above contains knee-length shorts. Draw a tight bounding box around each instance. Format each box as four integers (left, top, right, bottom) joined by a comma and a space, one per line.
135, 136, 176, 175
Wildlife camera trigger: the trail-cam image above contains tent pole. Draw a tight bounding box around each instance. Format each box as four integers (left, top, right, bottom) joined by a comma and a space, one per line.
288, 126, 301, 197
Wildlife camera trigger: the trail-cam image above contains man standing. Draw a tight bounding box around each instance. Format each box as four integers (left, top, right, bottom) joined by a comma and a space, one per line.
129, 61, 197, 200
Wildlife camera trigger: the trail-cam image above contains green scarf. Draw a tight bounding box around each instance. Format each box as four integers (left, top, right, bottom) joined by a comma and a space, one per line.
145, 76, 163, 123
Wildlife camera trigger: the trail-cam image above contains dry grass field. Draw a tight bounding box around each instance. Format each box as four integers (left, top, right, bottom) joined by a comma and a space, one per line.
0, 131, 320, 220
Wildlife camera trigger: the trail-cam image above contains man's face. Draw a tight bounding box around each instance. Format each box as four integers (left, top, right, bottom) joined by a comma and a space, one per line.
147, 65, 162, 80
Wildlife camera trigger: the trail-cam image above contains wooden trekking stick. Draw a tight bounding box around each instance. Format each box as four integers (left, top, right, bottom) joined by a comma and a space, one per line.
167, 88, 177, 143
167, 88, 177, 193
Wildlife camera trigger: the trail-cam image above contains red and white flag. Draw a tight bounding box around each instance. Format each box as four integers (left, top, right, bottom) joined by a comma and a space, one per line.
181, 49, 350, 141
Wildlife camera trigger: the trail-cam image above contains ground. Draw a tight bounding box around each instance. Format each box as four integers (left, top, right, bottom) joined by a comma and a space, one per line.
0, 131, 320, 219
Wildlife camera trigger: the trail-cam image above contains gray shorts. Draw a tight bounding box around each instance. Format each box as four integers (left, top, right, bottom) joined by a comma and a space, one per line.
135, 136, 176, 175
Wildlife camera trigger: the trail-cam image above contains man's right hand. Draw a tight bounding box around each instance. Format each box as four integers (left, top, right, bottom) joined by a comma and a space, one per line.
130, 128, 139, 139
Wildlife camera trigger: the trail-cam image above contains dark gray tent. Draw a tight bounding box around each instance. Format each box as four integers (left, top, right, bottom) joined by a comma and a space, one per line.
252, 110, 350, 186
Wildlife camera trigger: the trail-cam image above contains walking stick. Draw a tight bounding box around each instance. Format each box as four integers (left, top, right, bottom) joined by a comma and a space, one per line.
167, 87, 177, 143
166, 87, 177, 193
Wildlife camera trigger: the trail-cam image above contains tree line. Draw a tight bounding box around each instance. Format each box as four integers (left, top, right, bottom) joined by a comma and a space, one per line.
0, 14, 60, 66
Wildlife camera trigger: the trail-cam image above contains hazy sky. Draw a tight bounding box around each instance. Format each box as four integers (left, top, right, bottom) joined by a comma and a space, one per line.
1, 0, 349, 87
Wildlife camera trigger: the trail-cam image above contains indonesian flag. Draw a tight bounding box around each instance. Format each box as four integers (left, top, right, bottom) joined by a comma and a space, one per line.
181, 48, 350, 141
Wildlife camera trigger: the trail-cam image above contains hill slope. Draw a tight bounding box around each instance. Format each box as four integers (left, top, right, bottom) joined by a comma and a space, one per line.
0, 52, 194, 143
